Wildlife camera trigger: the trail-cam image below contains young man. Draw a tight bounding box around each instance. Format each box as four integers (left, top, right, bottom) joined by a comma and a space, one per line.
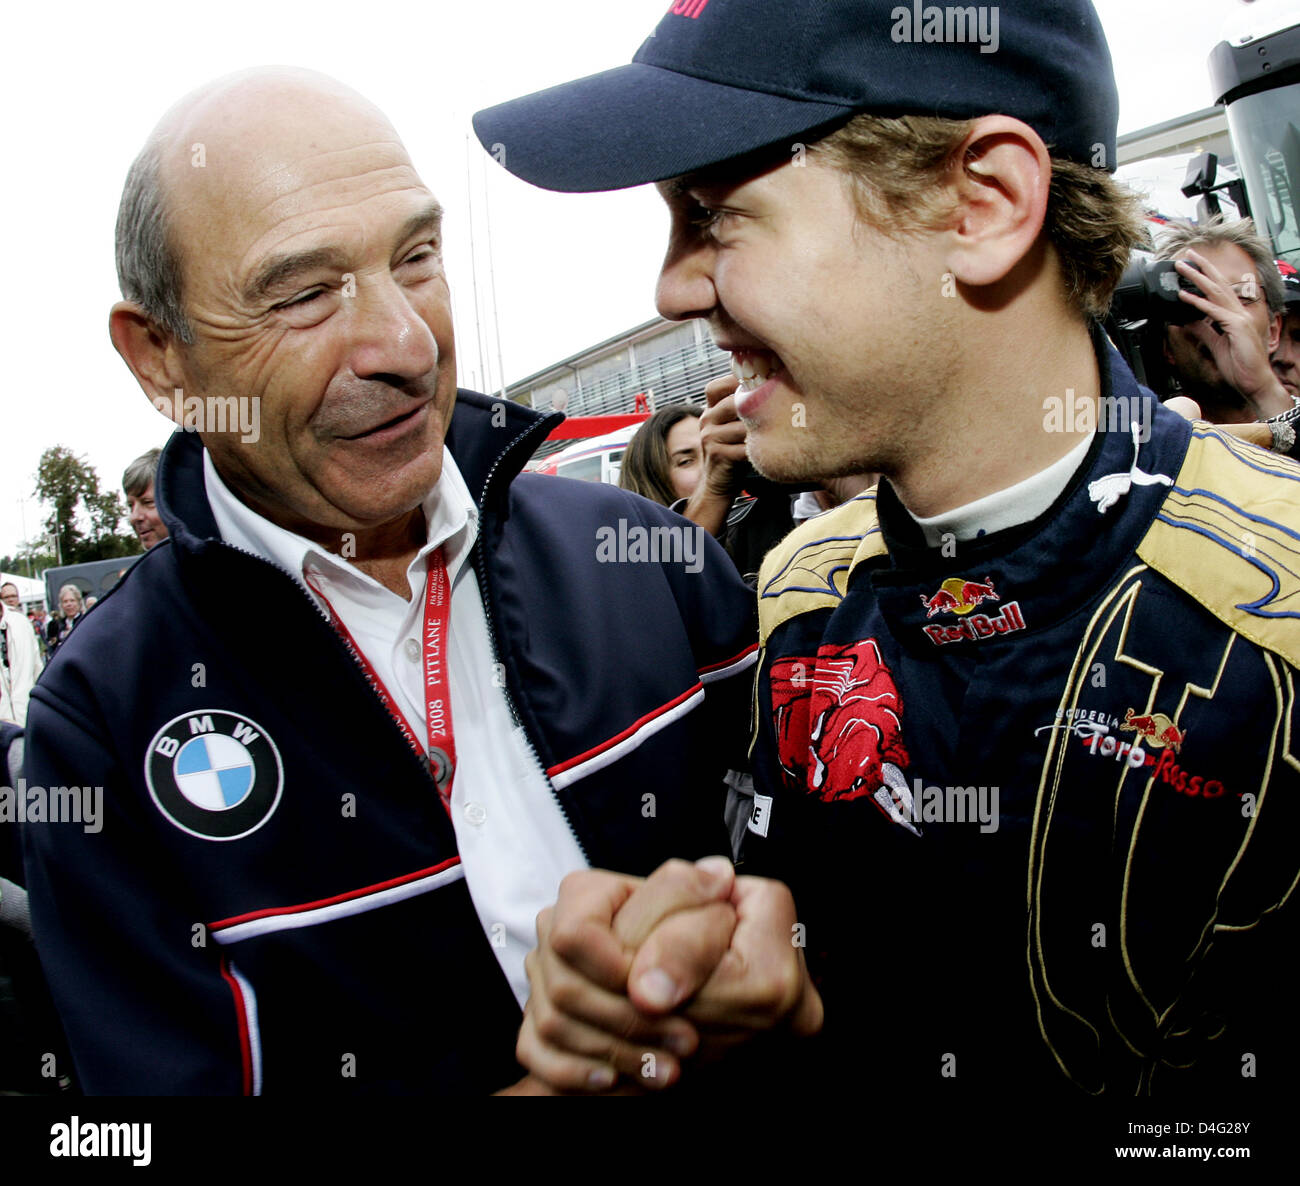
477, 0, 1300, 1101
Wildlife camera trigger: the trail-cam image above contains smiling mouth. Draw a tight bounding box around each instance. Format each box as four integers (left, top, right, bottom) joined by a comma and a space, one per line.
730, 350, 784, 393
341, 403, 427, 441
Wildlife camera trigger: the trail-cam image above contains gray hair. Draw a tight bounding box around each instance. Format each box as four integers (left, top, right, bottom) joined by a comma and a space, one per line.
115, 137, 194, 344
1154, 216, 1285, 315
123, 448, 163, 498
57, 585, 85, 608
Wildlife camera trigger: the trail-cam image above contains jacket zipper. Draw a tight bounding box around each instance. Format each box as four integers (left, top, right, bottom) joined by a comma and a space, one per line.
474, 424, 590, 863
214, 540, 438, 793
204, 409, 582, 856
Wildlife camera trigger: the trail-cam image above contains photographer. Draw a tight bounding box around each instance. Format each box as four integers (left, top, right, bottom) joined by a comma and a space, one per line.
1155, 217, 1291, 423
1273, 273, 1300, 404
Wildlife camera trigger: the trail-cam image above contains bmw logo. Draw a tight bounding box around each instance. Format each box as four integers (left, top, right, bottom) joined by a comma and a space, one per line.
145, 710, 284, 841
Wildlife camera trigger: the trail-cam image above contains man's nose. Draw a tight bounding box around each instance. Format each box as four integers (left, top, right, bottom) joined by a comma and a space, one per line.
655, 232, 718, 325
345, 275, 440, 381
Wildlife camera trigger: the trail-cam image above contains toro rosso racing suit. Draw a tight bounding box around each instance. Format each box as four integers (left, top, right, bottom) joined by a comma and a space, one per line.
744, 338, 1300, 1101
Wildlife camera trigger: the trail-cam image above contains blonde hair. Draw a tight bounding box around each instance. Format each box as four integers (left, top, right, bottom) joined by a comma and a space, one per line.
809, 114, 1148, 320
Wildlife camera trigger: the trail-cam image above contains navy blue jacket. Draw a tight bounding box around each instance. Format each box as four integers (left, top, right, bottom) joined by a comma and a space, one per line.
20, 391, 758, 1094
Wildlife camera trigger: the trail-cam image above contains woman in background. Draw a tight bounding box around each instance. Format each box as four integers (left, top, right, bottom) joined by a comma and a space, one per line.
46, 585, 85, 659
618, 405, 703, 506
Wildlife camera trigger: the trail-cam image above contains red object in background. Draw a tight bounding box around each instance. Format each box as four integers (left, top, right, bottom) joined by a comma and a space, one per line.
544, 412, 649, 441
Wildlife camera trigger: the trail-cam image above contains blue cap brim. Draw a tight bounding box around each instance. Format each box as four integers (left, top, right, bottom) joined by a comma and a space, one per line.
472, 62, 854, 193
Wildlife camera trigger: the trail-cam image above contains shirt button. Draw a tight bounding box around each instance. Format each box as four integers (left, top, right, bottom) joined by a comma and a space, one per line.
464, 802, 487, 826
403, 638, 420, 662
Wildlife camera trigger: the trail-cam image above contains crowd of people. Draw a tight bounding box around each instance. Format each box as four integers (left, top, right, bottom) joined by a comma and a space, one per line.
1, 1, 1298, 1142
0, 449, 170, 727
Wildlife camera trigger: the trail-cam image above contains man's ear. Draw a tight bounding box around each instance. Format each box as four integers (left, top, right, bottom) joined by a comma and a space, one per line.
942, 116, 1051, 289
1267, 310, 1282, 355
108, 301, 189, 426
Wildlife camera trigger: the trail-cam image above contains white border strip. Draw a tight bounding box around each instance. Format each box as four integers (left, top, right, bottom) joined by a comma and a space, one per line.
228, 960, 263, 1096
550, 687, 705, 791
699, 647, 759, 685
212, 863, 466, 945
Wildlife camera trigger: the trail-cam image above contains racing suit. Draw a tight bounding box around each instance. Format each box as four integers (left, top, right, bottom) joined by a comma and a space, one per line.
744, 337, 1300, 1100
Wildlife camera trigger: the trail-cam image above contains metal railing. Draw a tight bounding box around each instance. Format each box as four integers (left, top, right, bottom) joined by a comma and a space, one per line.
538, 339, 733, 418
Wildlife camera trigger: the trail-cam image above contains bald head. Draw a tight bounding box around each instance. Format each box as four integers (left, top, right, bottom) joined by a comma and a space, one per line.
115, 68, 406, 341
108, 66, 456, 544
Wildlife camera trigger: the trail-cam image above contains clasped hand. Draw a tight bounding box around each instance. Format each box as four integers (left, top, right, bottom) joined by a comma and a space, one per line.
515, 856, 822, 1093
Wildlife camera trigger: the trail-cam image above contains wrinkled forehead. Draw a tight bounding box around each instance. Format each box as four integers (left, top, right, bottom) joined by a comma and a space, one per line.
160, 83, 426, 279
1176, 240, 1259, 282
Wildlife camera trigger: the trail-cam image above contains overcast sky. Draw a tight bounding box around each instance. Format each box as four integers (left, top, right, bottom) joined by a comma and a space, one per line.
0, 0, 1277, 559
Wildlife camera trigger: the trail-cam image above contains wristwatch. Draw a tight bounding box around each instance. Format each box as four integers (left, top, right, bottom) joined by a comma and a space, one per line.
1265, 398, 1300, 458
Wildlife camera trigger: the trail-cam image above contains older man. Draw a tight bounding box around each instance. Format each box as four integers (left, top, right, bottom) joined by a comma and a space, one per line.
19, 67, 773, 1095
44, 585, 84, 658
0, 595, 42, 725
1273, 274, 1300, 404
1155, 217, 1291, 423
122, 448, 169, 549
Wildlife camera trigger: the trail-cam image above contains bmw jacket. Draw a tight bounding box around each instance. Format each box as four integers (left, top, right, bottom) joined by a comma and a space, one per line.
20, 391, 758, 1095
743, 336, 1300, 1100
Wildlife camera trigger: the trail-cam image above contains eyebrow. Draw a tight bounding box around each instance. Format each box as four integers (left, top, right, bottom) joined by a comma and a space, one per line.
243, 201, 444, 305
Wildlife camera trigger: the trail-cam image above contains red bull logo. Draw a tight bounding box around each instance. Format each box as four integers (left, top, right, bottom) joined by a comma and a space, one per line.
921, 576, 999, 618
923, 601, 1025, 646
1120, 708, 1186, 753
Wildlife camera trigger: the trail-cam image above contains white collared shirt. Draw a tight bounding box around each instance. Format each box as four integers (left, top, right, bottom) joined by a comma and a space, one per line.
906, 431, 1095, 546
204, 449, 587, 1007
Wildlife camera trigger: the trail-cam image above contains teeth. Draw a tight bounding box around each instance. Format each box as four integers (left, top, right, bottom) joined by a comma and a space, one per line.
731, 352, 779, 393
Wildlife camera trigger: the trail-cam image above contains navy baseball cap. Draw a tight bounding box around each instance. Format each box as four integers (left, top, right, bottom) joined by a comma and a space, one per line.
473, 0, 1120, 193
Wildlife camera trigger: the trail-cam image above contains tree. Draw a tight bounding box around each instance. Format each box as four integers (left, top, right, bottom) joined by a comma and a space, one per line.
34, 446, 141, 566
0, 539, 57, 579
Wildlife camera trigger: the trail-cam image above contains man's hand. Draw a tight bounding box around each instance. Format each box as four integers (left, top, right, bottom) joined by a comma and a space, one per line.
1172, 250, 1289, 414
1164, 395, 1277, 450
681, 375, 750, 538
515, 856, 822, 1093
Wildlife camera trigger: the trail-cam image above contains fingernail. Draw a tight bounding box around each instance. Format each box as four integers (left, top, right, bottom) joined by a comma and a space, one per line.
587, 1066, 616, 1091
695, 854, 733, 888
636, 969, 679, 1010
664, 1032, 694, 1057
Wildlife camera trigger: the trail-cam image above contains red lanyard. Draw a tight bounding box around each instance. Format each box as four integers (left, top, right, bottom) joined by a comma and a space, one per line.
308, 551, 456, 813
